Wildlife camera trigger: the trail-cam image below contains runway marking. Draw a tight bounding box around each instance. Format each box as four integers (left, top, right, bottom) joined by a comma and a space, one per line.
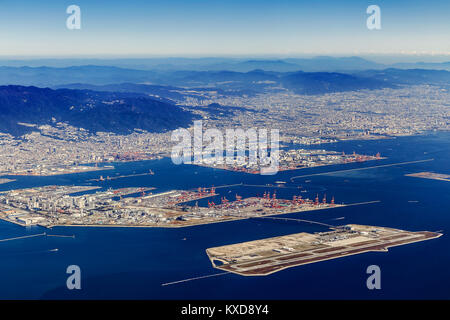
290, 159, 434, 181
162, 271, 230, 287
0, 232, 46, 242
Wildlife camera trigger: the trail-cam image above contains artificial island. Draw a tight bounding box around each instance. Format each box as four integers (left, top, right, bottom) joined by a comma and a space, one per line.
197, 148, 384, 174
206, 224, 442, 276
0, 184, 349, 228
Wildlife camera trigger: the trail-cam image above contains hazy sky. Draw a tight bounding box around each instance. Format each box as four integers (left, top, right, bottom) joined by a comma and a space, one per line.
0, 0, 449, 57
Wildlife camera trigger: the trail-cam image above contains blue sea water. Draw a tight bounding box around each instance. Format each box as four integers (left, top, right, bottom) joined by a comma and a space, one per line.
0, 132, 449, 299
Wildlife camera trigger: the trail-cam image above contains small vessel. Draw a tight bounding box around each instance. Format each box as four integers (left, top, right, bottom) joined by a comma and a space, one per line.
50, 248, 59, 252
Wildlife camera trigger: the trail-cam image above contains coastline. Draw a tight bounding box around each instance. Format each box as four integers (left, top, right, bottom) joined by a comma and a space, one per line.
208, 230, 443, 277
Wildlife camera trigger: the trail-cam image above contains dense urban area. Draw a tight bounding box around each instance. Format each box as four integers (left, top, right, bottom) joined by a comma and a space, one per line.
0, 85, 448, 176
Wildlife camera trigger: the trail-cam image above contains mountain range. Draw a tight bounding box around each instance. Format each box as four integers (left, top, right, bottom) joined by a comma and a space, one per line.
2, 56, 449, 72
0, 85, 196, 136
280, 71, 393, 95
1, 65, 448, 95
1, 59, 449, 136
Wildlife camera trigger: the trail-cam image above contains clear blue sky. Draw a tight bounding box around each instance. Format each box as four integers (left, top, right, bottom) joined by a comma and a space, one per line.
0, 0, 449, 57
